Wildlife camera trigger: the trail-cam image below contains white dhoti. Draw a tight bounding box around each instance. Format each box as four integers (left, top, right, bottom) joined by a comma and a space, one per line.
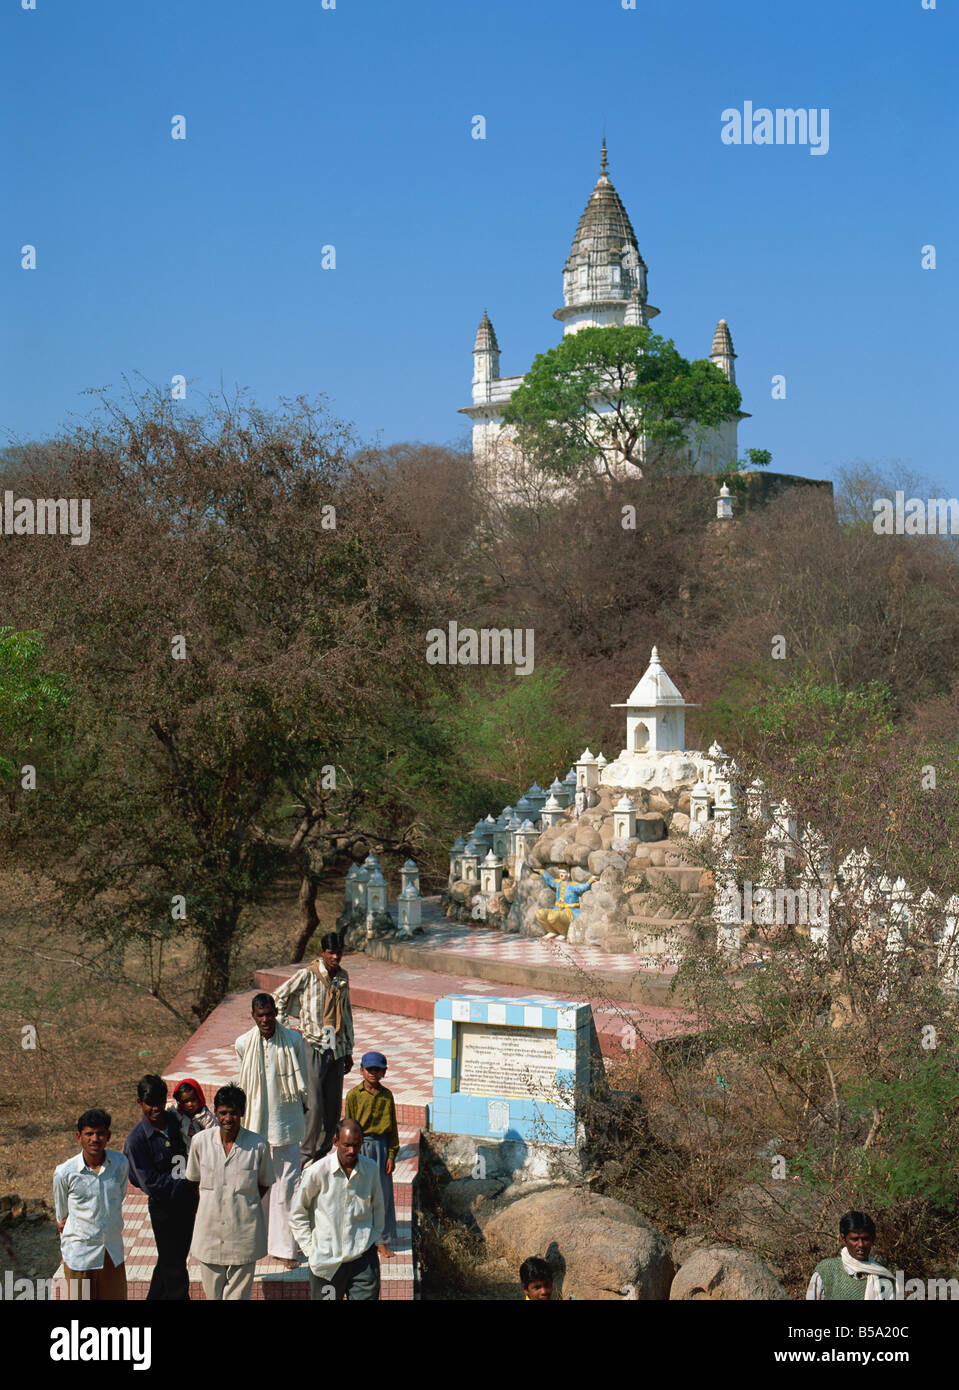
263, 1142, 301, 1259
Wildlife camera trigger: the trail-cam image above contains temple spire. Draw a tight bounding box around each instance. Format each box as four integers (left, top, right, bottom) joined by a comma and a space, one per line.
600, 137, 608, 177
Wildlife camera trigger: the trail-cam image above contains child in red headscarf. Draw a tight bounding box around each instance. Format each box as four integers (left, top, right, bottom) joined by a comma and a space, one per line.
165, 1079, 215, 1147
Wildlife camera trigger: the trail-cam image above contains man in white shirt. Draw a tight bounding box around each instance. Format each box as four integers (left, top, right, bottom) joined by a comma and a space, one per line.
53, 1108, 129, 1300
235, 992, 307, 1269
185, 1084, 275, 1301
289, 1117, 393, 1300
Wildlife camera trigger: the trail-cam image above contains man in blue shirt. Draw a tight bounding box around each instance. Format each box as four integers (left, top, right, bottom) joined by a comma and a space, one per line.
54, 1108, 129, 1300
124, 1074, 198, 1300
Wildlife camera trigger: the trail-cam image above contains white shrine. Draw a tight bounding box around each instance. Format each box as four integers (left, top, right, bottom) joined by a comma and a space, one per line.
602, 646, 712, 792
461, 142, 745, 493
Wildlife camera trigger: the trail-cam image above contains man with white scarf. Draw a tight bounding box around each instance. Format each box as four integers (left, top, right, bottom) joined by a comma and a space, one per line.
235, 992, 307, 1270
806, 1211, 898, 1300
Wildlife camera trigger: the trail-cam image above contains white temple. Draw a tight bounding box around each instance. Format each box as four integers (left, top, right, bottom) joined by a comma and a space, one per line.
461, 142, 745, 493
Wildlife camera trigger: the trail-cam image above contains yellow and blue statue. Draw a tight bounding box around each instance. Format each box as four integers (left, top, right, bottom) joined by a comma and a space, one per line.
532, 867, 597, 938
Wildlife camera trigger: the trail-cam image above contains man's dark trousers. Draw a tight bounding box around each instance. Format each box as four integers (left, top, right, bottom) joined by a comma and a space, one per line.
146, 1188, 198, 1301
302, 1046, 347, 1163
309, 1244, 380, 1301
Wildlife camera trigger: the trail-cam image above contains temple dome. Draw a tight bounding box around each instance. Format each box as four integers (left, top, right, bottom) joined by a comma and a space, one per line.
555, 141, 659, 325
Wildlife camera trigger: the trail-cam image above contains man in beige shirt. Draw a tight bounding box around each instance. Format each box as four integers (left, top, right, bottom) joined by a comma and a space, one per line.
273, 932, 354, 1164
184, 1083, 275, 1301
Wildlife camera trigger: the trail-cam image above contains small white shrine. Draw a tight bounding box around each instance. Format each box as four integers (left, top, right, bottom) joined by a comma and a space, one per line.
602, 647, 709, 791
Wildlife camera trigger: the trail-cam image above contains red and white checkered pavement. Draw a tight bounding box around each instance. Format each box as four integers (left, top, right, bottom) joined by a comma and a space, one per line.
395, 903, 680, 976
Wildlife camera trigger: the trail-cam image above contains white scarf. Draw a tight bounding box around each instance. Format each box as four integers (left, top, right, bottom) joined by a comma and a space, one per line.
236, 1023, 306, 1139
840, 1246, 896, 1300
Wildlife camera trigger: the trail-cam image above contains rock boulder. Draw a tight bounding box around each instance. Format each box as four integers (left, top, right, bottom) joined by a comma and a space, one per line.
482, 1187, 673, 1300
669, 1246, 789, 1300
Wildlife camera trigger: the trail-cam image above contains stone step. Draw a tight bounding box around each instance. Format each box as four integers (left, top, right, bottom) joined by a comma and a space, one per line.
641, 864, 708, 894
627, 893, 709, 921
627, 914, 705, 935
625, 918, 706, 958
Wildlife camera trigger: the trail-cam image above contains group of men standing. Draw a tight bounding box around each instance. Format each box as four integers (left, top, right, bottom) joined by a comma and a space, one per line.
55, 932, 399, 1301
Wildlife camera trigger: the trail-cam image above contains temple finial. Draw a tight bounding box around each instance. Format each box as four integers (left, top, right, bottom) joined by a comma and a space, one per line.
600, 136, 608, 176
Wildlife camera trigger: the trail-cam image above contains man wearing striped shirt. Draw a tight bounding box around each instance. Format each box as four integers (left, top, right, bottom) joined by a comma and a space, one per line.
273, 931, 354, 1165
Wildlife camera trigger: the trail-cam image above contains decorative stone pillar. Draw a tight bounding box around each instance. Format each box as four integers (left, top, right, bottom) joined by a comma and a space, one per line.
716, 482, 733, 520
345, 863, 362, 913
689, 779, 712, 837
773, 800, 799, 857
939, 895, 959, 989
915, 888, 941, 944
713, 847, 741, 953
479, 849, 504, 895
460, 839, 481, 883
562, 770, 578, 803
745, 777, 771, 824
354, 865, 370, 916
364, 867, 389, 939
612, 795, 637, 841
400, 858, 420, 896
365, 867, 388, 916
448, 836, 466, 886
548, 777, 569, 808
513, 820, 539, 874
887, 877, 912, 954
541, 794, 565, 829
492, 814, 511, 857
514, 795, 536, 826
472, 818, 495, 852
576, 749, 599, 791
397, 882, 422, 936
712, 784, 740, 839
524, 783, 547, 819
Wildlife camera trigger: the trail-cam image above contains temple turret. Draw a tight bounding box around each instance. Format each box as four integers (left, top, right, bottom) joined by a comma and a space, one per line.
554, 140, 659, 335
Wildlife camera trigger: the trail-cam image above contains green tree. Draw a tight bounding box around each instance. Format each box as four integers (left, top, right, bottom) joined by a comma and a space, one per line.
435, 661, 590, 804
500, 325, 742, 479
0, 628, 70, 829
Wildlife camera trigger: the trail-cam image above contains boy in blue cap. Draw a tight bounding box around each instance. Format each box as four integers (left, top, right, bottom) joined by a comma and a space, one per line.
345, 1051, 398, 1246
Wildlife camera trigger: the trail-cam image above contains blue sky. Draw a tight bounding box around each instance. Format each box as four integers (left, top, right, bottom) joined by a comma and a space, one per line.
2, 0, 956, 489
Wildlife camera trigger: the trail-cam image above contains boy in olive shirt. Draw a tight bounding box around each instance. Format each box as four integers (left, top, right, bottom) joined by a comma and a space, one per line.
345, 1051, 398, 1245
